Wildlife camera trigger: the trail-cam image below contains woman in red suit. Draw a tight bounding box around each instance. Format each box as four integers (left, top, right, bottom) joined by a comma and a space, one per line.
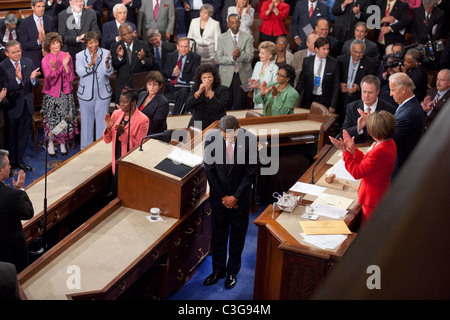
259, 0, 290, 43
330, 111, 397, 225
104, 89, 149, 193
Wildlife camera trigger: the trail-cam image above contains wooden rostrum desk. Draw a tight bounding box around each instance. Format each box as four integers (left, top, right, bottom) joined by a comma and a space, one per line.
253, 145, 368, 300
18, 139, 211, 299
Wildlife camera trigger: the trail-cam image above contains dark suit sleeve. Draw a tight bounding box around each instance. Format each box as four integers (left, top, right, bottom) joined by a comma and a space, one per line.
233, 132, 257, 201
203, 133, 227, 198
330, 59, 340, 110
341, 103, 361, 138
149, 96, 169, 134
17, 19, 39, 52
111, 43, 126, 70
179, 53, 201, 83
14, 190, 34, 221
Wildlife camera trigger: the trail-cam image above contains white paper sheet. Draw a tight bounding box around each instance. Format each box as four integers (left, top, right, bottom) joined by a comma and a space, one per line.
289, 181, 327, 196
300, 233, 348, 250
167, 148, 203, 167
326, 159, 357, 181
310, 203, 348, 219
313, 193, 354, 210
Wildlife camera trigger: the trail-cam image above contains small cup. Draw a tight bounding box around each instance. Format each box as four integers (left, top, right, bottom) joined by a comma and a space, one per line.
305, 204, 314, 214
150, 207, 161, 220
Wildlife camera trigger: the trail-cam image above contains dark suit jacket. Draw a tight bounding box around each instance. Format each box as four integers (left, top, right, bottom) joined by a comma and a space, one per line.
0, 57, 39, 119
149, 40, 176, 73
0, 261, 20, 300
337, 54, 377, 114
423, 87, 450, 131
104, 0, 141, 25
111, 39, 155, 102
17, 14, 54, 68
373, 0, 410, 46
101, 20, 136, 50
58, 8, 101, 62
340, 98, 396, 143
393, 96, 424, 175
136, 91, 169, 135
162, 50, 201, 85
296, 55, 340, 110
341, 38, 380, 62
0, 182, 34, 273
332, 0, 370, 42
203, 128, 257, 211
0, 20, 20, 46
292, 0, 330, 50
45, 0, 69, 29
411, 6, 445, 44
407, 64, 428, 103
186, 84, 228, 130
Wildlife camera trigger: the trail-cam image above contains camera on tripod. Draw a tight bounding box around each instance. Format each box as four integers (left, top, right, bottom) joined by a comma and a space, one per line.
383, 39, 445, 69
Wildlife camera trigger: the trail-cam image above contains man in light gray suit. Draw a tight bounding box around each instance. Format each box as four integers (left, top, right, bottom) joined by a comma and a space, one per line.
137, 0, 175, 41
216, 14, 253, 110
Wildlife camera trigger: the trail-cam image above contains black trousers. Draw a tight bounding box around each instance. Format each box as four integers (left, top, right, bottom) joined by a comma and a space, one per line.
228, 72, 248, 110
5, 103, 32, 167
210, 200, 249, 275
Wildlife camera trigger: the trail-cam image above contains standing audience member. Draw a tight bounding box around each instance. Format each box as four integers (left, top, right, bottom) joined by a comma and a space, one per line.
292, 0, 330, 50
216, 14, 254, 110
248, 41, 279, 108
378, 43, 403, 108
146, 28, 176, 73
76, 31, 114, 150
104, 0, 141, 26
163, 37, 201, 115
0, 40, 40, 172
401, 48, 428, 103
40, 33, 78, 158
181, 0, 222, 35
314, 17, 339, 57
254, 65, 299, 116
187, 4, 221, 65
330, 112, 397, 225
331, 0, 370, 43
340, 22, 380, 62
18, 0, 55, 69
296, 37, 340, 113
258, 0, 290, 43
292, 32, 318, 84
411, 0, 445, 45
44, 0, 69, 30
186, 64, 228, 130
102, 4, 137, 51
203, 115, 257, 289
0, 84, 7, 148
58, 0, 101, 66
0, 149, 34, 273
227, 0, 255, 35
111, 23, 155, 104
137, 0, 175, 41
421, 69, 450, 131
136, 71, 170, 135
274, 35, 293, 68
389, 72, 424, 178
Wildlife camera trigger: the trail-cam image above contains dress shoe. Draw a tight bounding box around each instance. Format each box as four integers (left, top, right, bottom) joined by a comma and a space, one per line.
61, 151, 68, 156
224, 274, 237, 289
48, 151, 57, 158
18, 163, 33, 172
203, 272, 226, 286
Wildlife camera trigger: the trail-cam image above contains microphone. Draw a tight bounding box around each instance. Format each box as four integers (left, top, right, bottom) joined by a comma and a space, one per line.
139, 130, 172, 150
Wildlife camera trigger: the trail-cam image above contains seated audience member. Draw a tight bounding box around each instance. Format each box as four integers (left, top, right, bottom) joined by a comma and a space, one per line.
58, 0, 101, 65
137, 0, 175, 41
389, 72, 424, 178
103, 89, 149, 194
340, 22, 380, 63
292, 32, 318, 85
104, 0, 141, 26
296, 37, 340, 113
330, 111, 397, 225
275, 35, 294, 68
421, 69, 450, 131
0, 150, 34, 273
215, 14, 254, 110
249, 41, 279, 109
101, 4, 137, 50
331, 0, 370, 43
18, 0, 55, 69
314, 17, 339, 57
291, 0, 330, 50
187, 4, 221, 65
111, 23, 156, 104
340, 75, 396, 143
136, 71, 170, 135
411, 0, 445, 45
254, 65, 299, 116
163, 37, 201, 115
226, 0, 255, 35
186, 64, 228, 130
400, 48, 428, 103
146, 28, 176, 73
0, 14, 20, 62
258, 0, 290, 43
337, 39, 377, 126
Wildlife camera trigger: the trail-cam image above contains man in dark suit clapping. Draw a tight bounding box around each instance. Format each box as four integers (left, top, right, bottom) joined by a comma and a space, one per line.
203, 115, 257, 289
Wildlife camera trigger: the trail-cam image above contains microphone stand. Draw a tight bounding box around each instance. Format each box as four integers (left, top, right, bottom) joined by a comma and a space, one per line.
139, 132, 166, 151
310, 144, 334, 184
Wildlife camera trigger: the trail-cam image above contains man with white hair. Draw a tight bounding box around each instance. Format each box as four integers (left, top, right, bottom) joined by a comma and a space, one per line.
101, 3, 136, 50
421, 69, 450, 131
389, 72, 424, 177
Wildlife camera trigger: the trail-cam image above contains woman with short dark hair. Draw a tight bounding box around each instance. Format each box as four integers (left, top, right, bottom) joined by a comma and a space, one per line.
186, 64, 228, 130
330, 110, 397, 225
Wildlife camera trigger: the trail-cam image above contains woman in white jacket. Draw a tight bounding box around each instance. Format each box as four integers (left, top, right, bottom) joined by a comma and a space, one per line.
187, 4, 221, 65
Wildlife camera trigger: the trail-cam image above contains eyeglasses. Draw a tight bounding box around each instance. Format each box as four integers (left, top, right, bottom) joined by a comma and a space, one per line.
276, 41, 285, 45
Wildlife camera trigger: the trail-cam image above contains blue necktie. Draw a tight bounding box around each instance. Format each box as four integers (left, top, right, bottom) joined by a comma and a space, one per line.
155, 47, 161, 70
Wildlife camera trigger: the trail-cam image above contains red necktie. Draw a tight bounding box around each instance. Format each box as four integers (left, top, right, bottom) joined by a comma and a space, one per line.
15, 62, 22, 84
378, 1, 391, 43
8, 30, 13, 41
170, 56, 183, 86
430, 93, 441, 110
309, 4, 314, 19
154, 0, 159, 20
227, 142, 234, 164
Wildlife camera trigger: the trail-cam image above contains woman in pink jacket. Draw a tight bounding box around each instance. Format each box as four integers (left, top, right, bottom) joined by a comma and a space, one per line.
41, 33, 78, 158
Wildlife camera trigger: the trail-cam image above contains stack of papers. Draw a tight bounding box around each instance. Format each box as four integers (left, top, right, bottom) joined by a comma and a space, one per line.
310, 203, 347, 219
300, 233, 348, 250
312, 193, 354, 210
167, 148, 203, 167
299, 220, 351, 250
289, 181, 326, 196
